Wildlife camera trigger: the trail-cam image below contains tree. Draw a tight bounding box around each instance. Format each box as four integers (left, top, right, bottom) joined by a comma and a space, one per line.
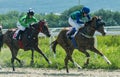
93, 9, 120, 26
45, 13, 60, 28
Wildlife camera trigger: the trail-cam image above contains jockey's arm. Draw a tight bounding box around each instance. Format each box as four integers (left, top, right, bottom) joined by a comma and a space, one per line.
19, 17, 29, 27
29, 17, 38, 26
76, 13, 84, 24
32, 16, 38, 23
87, 14, 91, 20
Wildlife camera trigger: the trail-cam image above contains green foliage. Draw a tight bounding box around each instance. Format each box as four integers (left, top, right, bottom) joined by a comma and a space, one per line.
97, 35, 120, 47
0, 5, 120, 28
45, 13, 60, 28
59, 5, 84, 27
93, 9, 120, 26
0, 11, 19, 28
0, 35, 120, 70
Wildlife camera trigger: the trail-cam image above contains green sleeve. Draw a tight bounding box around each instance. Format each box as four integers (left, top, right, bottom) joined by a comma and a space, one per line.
32, 16, 38, 22
19, 15, 29, 27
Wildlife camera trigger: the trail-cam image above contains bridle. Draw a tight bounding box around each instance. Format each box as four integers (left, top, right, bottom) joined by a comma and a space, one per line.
89, 18, 104, 31
80, 17, 105, 38
38, 20, 49, 35
38, 21, 45, 32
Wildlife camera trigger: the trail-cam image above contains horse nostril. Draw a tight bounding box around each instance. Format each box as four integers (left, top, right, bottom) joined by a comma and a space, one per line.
48, 34, 51, 37
103, 32, 106, 36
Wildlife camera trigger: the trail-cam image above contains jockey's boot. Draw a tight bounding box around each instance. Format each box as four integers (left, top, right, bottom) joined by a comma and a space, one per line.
16, 30, 23, 40
67, 27, 76, 39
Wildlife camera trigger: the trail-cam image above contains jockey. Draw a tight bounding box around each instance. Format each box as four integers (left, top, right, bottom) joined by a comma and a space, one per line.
67, 7, 91, 39
13, 8, 38, 40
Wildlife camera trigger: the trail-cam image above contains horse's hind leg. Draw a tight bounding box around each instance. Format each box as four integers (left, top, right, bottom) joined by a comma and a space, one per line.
69, 56, 82, 69
15, 57, 22, 67
64, 55, 69, 73
34, 47, 51, 64
79, 49, 90, 67
30, 49, 34, 65
10, 49, 22, 71
90, 47, 111, 64
11, 56, 15, 71
68, 50, 82, 69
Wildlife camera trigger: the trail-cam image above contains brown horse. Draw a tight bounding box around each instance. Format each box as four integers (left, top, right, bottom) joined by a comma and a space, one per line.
51, 16, 111, 73
0, 20, 51, 71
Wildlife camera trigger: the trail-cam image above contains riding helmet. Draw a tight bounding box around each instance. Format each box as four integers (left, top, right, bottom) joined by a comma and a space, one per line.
27, 8, 34, 16
82, 7, 90, 14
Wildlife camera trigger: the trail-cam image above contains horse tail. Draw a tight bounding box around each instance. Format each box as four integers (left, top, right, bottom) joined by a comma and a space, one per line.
0, 34, 3, 51
50, 40, 58, 54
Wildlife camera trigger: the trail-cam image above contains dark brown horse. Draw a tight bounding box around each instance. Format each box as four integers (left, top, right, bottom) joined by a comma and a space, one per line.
0, 20, 51, 71
51, 16, 111, 73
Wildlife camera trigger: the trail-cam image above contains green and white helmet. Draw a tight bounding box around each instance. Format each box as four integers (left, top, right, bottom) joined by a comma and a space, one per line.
27, 8, 34, 16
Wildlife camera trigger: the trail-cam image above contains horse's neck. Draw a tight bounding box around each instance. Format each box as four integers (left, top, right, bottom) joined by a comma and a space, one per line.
24, 28, 39, 37
79, 26, 95, 36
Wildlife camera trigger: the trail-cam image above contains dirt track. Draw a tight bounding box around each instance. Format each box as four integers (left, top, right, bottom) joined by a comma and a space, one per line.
0, 68, 120, 77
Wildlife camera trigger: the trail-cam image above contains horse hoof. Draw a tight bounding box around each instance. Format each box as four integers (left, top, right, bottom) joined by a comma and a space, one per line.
66, 70, 69, 73
78, 66, 82, 69
30, 61, 34, 66
48, 61, 52, 65
107, 62, 112, 65
13, 68, 15, 71
82, 64, 88, 69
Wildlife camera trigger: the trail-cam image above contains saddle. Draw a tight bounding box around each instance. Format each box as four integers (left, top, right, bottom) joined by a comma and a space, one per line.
66, 26, 84, 49
14, 28, 33, 50
66, 28, 78, 49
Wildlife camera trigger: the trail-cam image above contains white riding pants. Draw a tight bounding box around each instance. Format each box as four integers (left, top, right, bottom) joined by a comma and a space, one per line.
68, 17, 84, 31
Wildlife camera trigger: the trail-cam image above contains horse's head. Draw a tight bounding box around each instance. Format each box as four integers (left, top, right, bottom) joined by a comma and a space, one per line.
91, 16, 106, 36
33, 20, 51, 37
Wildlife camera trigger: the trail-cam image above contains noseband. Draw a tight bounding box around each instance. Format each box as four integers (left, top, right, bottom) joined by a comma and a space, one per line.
91, 19, 104, 31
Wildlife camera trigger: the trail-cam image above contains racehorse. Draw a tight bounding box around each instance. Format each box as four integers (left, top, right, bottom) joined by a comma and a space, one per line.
0, 20, 51, 71
50, 16, 111, 73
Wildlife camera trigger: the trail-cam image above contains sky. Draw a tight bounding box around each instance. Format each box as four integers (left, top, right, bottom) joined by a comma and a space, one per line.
0, 0, 119, 14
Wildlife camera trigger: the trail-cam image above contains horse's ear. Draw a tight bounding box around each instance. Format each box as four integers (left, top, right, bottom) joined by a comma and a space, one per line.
40, 19, 46, 22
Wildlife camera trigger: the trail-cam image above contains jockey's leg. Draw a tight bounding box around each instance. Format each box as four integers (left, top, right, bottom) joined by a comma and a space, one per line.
14, 21, 25, 40
66, 27, 76, 39
13, 29, 20, 39
72, 23, 84, 37
16, 30, 23, 40
67, 17, 77, 39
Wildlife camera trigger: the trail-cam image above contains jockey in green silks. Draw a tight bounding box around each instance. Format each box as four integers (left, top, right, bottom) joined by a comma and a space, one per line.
13, 8, 38, 40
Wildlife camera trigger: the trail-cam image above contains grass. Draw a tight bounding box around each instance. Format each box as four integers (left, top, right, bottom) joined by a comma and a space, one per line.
0, 35, 120, 70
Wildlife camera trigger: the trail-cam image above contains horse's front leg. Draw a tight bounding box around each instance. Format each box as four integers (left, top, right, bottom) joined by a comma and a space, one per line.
79, 49, 90, 67
11, 57, 15, 71
64, 55, 69, 73
30, 49, 34, 65
90, 47, 111, 64
34, 46, 51, 64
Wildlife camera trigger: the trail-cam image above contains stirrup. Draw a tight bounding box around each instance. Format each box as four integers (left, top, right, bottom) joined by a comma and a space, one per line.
67, 34, 72, 39
13, 36, 16, 39
13, 33, 17, 39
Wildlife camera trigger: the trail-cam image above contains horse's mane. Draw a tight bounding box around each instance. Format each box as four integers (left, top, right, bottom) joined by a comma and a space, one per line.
84, 16, 99, 27
31, 20, 47, 29
84, 20, 92, 27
